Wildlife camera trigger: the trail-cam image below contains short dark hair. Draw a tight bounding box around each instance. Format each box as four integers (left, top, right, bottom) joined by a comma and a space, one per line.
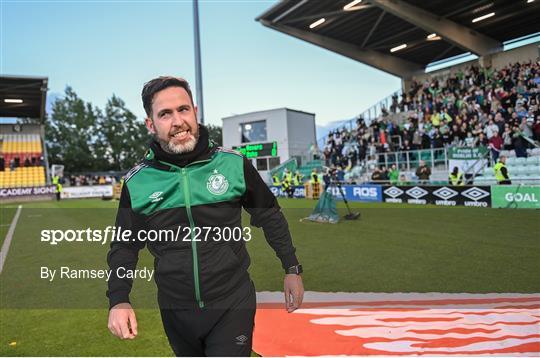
141, 76, 194, 117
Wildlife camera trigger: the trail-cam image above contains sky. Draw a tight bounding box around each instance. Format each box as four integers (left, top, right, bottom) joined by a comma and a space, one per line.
0, 0, 402, 128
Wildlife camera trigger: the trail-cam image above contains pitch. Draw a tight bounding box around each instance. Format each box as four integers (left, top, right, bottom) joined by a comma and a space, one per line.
1, 198, 538, 356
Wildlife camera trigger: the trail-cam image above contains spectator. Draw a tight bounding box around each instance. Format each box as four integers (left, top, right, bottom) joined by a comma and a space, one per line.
534, 115, 540, 141
512, 125, 528, 158
415, 160, 431, 184
371, 167, 383, 183
488, 131, 503, 163
379, 166, 389, 184
318, 60, 539, 182
388, 164, 399, 185
484, 119, 499, 139
398, 173, 408, 186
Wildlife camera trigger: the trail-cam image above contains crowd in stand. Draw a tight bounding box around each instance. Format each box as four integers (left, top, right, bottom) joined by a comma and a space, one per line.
322, 60, 540, 173
65, 174, 118, 186
0, 155, 44, 171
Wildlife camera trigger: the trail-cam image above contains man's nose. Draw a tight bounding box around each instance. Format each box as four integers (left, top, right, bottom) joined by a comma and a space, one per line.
171, 111, 185, 126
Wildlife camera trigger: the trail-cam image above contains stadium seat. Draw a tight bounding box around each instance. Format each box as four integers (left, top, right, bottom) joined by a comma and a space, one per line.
0, 167, 47, 188
500, 150, 515, 158
525, 156, 539, 166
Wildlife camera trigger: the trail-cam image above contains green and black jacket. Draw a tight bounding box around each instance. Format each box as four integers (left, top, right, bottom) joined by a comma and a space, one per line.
106, 125, 299, 309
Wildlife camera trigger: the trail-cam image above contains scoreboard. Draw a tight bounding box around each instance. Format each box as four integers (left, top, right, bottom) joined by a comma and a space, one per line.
232, 141, 277, 158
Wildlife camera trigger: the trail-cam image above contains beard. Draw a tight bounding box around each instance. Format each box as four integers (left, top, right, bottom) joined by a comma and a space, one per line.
155, 126, 199, 154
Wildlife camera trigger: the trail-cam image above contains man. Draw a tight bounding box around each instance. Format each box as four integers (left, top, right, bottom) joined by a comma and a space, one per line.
310, 168, 319, 185
271, 172, 281, 186
293, 170, 304, 186
370, 167, 382, 184
281, 168, 294, 198
388, 164, 399, 185
281, 171, 294, 198
489, 131, 503, 163
379, 166, 389, 185
52, 175, 62, 201
494, 155, 511, 185
415, 160, 431, 185
310, 168, 321, 198
107, 77, 304, 356
282, 168, 292, 185
449, 166, 464, 186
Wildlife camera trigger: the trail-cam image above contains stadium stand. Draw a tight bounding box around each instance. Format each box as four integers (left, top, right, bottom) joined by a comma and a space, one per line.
0, 132, 47, 188
319, 59, 540, 184
258, 1, 540, 186
0, 76, 50, 190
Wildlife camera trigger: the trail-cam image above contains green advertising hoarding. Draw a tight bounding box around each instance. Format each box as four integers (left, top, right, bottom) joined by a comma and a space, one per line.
491, 185, 540, 209
448, 147, 488, 160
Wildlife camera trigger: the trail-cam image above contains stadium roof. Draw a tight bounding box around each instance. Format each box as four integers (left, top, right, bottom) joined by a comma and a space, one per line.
0, 75, 48, 120
257, 0, 540, 78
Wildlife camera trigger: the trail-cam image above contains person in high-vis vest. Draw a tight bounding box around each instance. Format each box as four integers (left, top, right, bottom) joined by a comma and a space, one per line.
281, 175, 293, 198
310, 168, 319, 185
494, 155, 511, 184
293, 170, 304, 186
52, 175, 62, 201
309, 168, 320, 198
282, 168, 292, 185
449, 166, 464, 186
281, 169, 294, 198
271, 173, 281, 186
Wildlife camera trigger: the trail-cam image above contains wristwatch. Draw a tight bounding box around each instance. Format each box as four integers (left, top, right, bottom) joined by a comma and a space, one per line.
286, 264, 303, 275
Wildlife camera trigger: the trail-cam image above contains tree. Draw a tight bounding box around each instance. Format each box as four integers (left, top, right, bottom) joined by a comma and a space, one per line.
46, 87, 100, 172
95, 95, 150, 171
206, 124, 222, 146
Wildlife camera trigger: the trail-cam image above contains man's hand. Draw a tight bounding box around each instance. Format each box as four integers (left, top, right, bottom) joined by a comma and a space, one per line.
108, 303, 138, 339
284, 274, 304, 313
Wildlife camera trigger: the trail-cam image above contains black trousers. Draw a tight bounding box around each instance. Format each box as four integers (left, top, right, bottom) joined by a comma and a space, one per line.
160, 280, 256, 357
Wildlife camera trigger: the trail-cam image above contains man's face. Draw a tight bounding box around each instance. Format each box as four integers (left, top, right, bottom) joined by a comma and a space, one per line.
145, 87, 199, 154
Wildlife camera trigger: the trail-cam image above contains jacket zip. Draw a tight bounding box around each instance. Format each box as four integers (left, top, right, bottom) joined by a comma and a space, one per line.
160, 157, 212, 309
181, 167, 204, 308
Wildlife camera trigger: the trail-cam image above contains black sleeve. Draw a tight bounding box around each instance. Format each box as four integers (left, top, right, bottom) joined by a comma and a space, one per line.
240, 157, 299, 270
106, 184, 146, 309
501, 166, 509, 179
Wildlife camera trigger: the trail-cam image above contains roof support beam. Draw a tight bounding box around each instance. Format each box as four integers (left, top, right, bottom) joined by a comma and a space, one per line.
281, 5, 371, 25
259, 20, 424, 79
369, 0, 502, 56
361, 10, 385, 48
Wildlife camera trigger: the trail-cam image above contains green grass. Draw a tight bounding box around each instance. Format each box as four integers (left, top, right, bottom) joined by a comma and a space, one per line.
1, 198, 539, 355
0, 206, 17, 248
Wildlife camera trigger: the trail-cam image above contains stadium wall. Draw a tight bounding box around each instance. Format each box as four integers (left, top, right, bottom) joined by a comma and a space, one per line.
0, 123, 43, 136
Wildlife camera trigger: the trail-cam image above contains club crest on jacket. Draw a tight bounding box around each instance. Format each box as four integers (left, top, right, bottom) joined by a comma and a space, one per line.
207, 169, 229, 195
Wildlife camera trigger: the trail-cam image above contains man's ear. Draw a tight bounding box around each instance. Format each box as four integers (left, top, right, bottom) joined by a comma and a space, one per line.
194, 105, 199, 122
145, 117, 155, 134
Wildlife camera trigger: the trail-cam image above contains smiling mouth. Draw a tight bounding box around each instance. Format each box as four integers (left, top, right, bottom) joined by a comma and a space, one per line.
170, 129, 190, 141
